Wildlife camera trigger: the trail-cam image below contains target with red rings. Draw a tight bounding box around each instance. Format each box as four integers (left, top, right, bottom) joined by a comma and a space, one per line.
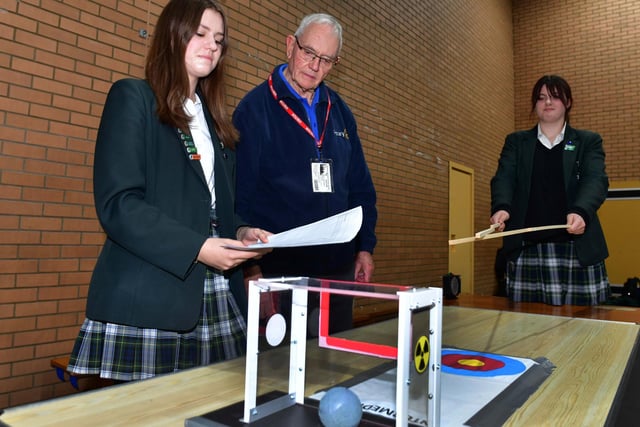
442, 349, 526, 377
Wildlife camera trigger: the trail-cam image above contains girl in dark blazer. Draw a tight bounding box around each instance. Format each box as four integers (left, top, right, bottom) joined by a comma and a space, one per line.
490, 75, 610, 305
68, 0, 270, 381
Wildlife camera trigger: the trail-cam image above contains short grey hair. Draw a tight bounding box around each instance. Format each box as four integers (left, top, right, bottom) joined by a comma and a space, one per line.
294, 13, 343, 53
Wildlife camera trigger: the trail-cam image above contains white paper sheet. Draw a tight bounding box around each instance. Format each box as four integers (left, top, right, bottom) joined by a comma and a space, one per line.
225, 206, 363, 251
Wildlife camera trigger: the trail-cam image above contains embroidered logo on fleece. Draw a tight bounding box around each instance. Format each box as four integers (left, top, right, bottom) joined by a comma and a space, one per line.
333, 129, 349, 140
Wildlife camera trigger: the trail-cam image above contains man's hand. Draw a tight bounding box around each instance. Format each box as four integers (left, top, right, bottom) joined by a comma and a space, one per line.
354, 251, 374, 282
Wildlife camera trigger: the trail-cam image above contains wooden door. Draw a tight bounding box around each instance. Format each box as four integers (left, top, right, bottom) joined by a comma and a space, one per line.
448, 162, 474, 294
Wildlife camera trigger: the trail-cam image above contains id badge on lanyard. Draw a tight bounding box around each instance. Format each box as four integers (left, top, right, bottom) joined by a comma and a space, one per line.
311, 158, 334, 193
268, 73, 335, 193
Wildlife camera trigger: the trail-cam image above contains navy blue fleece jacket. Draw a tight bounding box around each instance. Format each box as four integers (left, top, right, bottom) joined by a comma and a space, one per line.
233, 65, 377, 276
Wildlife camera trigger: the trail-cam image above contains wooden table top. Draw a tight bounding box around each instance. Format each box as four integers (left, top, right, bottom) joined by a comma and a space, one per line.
2, 305, 638, 427
445, 294, 640, 323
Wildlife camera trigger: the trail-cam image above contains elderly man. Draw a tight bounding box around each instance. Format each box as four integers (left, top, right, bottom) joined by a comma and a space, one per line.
234, 13, 377, 334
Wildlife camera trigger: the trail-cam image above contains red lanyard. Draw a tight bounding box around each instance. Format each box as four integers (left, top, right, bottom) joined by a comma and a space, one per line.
268, 73, 331, 152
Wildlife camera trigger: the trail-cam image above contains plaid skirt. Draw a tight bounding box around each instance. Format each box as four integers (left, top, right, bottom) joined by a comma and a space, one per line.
507, 240, 610, 306
67, 229, 246, 381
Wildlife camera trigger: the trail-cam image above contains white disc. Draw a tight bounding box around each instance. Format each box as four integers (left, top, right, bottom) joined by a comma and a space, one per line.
265, 313, 286, 347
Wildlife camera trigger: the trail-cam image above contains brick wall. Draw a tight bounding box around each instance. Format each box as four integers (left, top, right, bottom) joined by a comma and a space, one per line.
512, 0, 640, 183
0, 0, 153, 407
1, 0, 635, 409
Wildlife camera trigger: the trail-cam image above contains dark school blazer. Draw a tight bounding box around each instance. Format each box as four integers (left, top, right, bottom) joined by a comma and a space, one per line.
86, 78, 247, 332
491, 125, 609, 266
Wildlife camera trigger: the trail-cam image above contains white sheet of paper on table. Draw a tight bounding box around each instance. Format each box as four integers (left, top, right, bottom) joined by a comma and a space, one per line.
224, 206, 363, 251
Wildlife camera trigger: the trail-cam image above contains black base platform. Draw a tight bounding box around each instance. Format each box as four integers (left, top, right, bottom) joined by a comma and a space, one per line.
184, 390, 392, 427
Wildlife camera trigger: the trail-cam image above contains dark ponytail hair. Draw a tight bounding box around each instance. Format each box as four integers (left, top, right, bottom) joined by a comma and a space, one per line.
530, 75, 573, 123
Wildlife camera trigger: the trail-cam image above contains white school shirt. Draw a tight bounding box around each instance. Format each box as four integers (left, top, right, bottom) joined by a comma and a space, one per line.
184, 95, 215, 209
537, 122, 566, 149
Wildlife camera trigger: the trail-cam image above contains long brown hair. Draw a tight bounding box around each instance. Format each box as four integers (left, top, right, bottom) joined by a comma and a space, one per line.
145, 0, 238, 148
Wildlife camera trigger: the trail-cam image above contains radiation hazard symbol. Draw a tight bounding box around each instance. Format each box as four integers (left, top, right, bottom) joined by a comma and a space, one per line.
414, 335, 430, 374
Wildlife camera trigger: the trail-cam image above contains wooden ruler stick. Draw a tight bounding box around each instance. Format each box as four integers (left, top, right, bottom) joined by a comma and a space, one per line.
449, 224, 569, 246
475, 223, 500, 238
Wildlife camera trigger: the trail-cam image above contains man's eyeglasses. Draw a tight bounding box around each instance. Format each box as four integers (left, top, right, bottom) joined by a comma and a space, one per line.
294, 36, 340, 67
